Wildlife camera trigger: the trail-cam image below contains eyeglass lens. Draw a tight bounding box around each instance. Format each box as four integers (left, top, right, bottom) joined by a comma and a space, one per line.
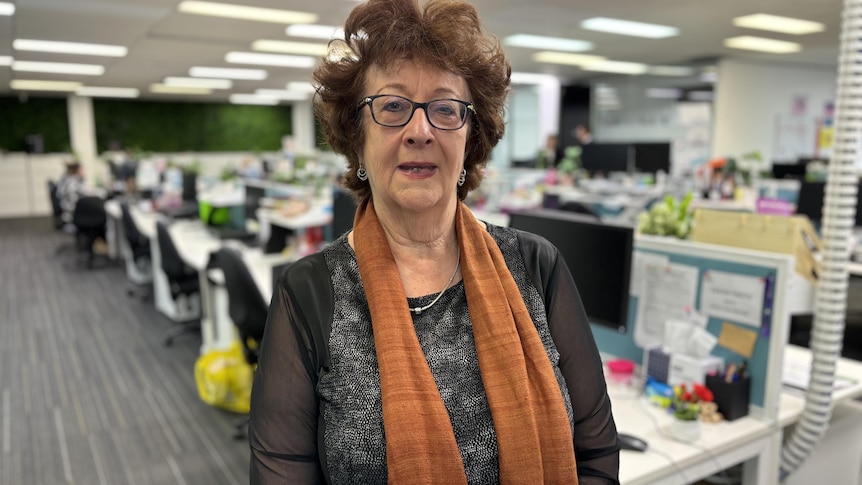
369, 95, 468, 130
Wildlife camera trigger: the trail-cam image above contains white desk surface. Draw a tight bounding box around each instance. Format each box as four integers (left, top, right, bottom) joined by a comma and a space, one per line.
614, 345, 862, 485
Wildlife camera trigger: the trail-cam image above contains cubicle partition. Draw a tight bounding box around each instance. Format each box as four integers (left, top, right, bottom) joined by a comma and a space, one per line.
593, 235, 795, 421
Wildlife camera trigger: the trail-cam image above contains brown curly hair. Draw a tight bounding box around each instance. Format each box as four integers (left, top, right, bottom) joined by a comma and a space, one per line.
312, 0, 511, 202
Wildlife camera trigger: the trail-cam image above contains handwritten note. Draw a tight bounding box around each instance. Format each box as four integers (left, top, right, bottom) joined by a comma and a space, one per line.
700, 270, 766, 328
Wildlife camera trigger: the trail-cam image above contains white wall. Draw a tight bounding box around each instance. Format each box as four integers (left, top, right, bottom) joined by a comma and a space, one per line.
712, 59, 836, 164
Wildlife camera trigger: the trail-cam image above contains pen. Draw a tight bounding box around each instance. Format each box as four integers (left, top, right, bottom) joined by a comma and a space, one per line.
737, 360, 748, 381
725, 363, 736, 383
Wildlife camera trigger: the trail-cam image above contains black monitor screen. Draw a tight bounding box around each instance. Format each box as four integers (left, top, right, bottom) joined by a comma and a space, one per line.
633, 143, 671, 174
772, 163, 806, 180
508, 209, 633, 332
332, 188, 358, 240
580, 143, 630, 174
796, 181, 862, 226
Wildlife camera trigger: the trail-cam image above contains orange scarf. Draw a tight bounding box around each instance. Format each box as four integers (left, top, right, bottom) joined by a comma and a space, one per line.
353, 200, 578, 484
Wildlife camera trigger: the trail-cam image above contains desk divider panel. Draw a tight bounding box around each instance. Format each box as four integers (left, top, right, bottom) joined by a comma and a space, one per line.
591, 235, 794, 422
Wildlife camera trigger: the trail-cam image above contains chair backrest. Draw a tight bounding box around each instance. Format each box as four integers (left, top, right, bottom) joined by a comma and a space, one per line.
120, 202, 149, 251
72, 196, 107, 228
48, 181, 62, 217
211, 247, 268, 364
156, 221, 192, 280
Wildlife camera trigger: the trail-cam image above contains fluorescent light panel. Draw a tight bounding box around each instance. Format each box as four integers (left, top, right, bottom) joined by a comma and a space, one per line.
286, 24, 344, 40
647, 65, 694, 76
150, 83, 212, 95
13, 39, 127, 57
11, 80, 82, 91
0, 56, 12, 66
724, 35, 801, 53
532, 51, 606, 66
255, 89, 310, 100
230, 93, 280, 105
77, 86, 140, 98
251, 40, 329, 56
225, 51, 317, 68
733, 14, 825, 35
583, 60, 648, 75
581, 17, 679, 38
178, 1, 317, 24
503, 34, 593, 52
189, 66, 267, 80
12, 61, 105, 75
286, 81, 316, 92
510, 72, 559, 85
164, 76, 232, 89
0, 2, 14, 16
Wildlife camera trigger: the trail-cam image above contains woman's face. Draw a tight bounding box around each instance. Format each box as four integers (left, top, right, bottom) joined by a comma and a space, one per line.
360, 61, 471, 214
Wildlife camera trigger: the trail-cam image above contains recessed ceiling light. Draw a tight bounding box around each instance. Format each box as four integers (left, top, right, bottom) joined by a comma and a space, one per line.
150, 83, 212, 95
0, 56, 12, 66
503, 34, 593, 52
647, 65, 694, 76
724, 36, 801, 54
13, 39, 127, 57
12, 61, 105, 76
286, 81, 316, 92
0, 2, 14, 16
77, 86, 140, 98
532, 51, 606, 66
164, 76, 233, 89
11, 80, 82, 91
230, 93, 280, 105
582, 60, 648, 75
509, 72, 560, 85
255, 89, 310, 100
189, 66, 268, 80
581, 17, 679, 39
251, 40, 329, 56
286, 24, 345, 40
646, 88, 682, 99
225, 51, 317, 68
178, 1, 317, 24
733, 14, 825, 35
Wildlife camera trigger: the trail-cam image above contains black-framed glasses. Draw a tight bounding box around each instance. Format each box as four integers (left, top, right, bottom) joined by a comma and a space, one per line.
359, 94, 475, 130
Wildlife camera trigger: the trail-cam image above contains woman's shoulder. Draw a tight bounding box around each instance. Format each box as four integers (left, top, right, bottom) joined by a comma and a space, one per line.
486, 222, 560, 264
277, 235, 350, 292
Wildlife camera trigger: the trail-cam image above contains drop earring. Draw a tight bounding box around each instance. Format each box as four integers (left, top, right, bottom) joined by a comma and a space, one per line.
357, 165, 368, 181
457, 169, 466, 186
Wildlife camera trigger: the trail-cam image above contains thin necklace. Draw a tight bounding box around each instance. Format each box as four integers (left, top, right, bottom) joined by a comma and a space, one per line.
409, 252, 461, 315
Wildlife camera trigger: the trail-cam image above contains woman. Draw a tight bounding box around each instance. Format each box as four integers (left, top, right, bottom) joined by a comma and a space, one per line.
249, 0, 619, 483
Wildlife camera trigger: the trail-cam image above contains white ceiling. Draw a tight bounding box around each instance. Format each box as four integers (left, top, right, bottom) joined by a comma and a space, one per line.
0, 0, 845, 103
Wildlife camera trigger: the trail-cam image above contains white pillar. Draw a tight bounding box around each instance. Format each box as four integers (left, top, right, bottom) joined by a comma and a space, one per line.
291, 100, 316, 154
66, 95, 105, 186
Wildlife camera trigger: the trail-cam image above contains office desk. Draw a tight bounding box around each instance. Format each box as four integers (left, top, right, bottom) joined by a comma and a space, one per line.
614, 346, 862, 485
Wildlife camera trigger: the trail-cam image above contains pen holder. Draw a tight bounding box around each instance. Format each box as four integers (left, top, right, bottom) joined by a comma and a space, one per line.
705, 374, 750, 421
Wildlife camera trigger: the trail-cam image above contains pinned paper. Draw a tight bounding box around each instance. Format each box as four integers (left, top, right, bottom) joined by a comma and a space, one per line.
717, 322, 758, 358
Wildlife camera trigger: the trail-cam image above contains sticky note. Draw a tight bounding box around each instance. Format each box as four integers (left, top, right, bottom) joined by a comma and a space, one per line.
717, 321, 758, 358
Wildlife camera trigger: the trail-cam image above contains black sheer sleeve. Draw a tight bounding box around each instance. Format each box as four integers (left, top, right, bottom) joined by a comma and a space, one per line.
249, 262, 328, 484
519, 232, 621, 484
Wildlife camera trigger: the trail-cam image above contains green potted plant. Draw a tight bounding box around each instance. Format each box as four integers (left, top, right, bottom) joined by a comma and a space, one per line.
668, 383, 714, 441
637, 192, 694, 239
555, 146, 582, 185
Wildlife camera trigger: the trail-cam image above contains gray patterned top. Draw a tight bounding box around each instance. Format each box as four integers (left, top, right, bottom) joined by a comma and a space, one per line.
317, 224, 575, 485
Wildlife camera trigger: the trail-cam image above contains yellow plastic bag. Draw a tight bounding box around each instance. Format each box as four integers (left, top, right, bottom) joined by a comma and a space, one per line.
194, 342, 254, 414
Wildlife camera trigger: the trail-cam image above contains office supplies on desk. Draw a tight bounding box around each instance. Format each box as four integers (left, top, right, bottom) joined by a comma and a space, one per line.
706, 373, 750, 421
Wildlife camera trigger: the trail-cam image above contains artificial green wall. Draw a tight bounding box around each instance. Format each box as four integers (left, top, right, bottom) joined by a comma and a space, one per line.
92, 99, 293, 153
0, 96, 70, 153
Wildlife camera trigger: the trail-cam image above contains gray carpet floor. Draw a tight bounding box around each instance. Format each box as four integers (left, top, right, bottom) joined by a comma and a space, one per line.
0, 217, 249, 485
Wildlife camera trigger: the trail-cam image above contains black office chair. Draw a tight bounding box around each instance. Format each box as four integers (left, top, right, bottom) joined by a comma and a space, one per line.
48, 180, 64, 230
71, 196, 107, 268
120, 202, 153, 299
156, 221, 201, 346
209, 247, 269, 439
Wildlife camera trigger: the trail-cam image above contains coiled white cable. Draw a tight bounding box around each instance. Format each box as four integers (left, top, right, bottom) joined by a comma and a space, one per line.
779, 0, 862, 480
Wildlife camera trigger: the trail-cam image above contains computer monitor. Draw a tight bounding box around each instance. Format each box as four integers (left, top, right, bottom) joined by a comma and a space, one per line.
245, 185, 265, 222
332, 188, 358, 240
508, 209, 633, 332
771, 162, 807, 180
632, 143, 671, 174
796, 180, 862, 226
580, 143, 630, 174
